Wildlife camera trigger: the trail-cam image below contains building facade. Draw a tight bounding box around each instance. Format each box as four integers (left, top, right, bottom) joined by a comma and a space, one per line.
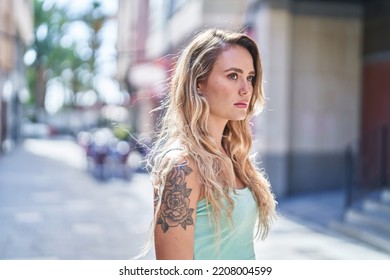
359, 0, 390, 191
116, 0, 389, 197
0, 0, 34, 154
248, 0, 363, 196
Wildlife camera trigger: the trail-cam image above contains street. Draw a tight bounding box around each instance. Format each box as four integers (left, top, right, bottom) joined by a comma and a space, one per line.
0, 138, 389, 260
0, 137, 154, 259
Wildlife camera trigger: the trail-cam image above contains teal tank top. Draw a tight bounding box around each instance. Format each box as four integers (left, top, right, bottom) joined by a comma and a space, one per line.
193, 187, 258, 260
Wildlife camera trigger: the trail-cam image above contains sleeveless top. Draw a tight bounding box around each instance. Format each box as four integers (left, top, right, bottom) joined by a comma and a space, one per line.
193, 187, 258, 260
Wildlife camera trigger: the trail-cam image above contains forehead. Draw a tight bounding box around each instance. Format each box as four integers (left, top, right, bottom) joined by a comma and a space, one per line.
213, 45, 255, 72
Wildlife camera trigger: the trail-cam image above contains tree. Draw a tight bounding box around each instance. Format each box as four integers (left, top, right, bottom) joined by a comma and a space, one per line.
26, 0, 109, 119
80, 0, 109, 102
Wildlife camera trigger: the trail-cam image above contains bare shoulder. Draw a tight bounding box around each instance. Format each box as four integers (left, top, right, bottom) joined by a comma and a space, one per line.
159, 149, 200, 190
156, 151, 201, 231
154, 150, 201, 259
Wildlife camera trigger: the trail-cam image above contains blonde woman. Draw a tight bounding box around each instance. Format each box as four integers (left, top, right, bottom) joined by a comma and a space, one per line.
146, 28, 276, 260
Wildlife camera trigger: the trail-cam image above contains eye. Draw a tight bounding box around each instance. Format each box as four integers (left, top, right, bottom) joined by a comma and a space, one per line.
247, 76, 255, 83
227, 73, 238, 80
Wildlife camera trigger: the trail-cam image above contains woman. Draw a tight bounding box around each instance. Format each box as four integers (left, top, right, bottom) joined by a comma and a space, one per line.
145, 28, 276, 260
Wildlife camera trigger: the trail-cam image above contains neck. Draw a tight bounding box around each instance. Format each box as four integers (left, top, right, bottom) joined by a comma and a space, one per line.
207, 116, 228, 152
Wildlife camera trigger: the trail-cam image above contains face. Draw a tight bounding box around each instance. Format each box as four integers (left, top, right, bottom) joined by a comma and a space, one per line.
197, 45, 255, 126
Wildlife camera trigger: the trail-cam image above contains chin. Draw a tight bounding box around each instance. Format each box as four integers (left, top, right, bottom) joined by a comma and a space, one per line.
230, 115, 247, 122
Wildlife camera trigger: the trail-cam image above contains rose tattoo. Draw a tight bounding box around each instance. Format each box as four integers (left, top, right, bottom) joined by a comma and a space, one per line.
157, 164, 194, 233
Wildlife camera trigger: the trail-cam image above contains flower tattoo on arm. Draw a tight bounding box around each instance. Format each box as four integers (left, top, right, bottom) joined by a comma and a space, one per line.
157, 164, 194, 233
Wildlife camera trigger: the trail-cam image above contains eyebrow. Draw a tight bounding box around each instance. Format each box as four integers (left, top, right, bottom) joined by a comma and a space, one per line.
224, 67, 255, 75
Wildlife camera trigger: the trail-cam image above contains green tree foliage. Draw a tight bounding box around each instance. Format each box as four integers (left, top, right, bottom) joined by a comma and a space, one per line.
26, 0, 108, 114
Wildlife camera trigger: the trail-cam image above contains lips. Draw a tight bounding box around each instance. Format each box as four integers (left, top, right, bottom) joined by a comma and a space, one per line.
234, 101, 248, 108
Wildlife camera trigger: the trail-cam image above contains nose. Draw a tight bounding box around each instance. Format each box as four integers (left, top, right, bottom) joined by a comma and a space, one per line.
239, 80, 252, 96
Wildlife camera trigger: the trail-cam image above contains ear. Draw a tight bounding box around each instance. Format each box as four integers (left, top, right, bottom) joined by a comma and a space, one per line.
196, 81, 204, 95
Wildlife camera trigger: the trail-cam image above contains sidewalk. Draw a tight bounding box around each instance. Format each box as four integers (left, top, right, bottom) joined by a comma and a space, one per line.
256, 191, 390, 259
0, 138, 389, 260
0, 137, 154, 260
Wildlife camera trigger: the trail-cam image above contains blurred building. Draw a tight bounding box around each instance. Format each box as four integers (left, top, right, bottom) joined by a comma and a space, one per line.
359, 0, 390, 195
116, 0, 389, 198
0, 0, 34, 154
249, 0, 390, 200
247, 0, 363, 196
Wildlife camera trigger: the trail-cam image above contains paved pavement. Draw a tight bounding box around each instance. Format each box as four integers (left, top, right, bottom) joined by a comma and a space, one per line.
0, 137, 389, 260
257, 192, 390, 259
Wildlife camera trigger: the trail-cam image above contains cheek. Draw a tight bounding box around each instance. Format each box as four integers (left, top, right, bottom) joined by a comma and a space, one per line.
203, 78, 233, 103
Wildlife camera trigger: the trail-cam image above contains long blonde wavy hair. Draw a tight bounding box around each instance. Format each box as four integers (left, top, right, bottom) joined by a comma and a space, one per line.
141, 28, 276, 257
